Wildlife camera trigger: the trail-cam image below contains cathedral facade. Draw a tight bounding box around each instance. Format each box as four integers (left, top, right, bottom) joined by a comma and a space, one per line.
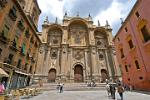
35, 14, 116, 83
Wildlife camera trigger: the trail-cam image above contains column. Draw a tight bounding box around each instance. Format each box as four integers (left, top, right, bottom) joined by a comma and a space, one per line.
84, 49, 90, 81
60, 45, 68, 81
90, 47, 99, 81
104, 50, 112, 78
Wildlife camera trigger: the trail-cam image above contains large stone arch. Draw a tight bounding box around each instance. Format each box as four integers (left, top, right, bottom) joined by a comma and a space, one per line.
94, 28, 108, 48
47, 25, 63, 45
74, 64, 84, 82
48, 68, 56, 83
68, 19, 89, 46
101, 69, 109, 83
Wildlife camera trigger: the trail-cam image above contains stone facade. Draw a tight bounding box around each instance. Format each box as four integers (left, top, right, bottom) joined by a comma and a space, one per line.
36, 14, 116, 83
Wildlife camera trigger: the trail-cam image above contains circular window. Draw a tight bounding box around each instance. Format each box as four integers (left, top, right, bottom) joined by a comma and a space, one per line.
52, 52, 57, 58
97, 41, 101, 45
53, 39, 58, 44
99, 54, 104, 60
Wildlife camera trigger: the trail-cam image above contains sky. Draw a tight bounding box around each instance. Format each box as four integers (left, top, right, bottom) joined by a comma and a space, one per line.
37, 0, 137, 35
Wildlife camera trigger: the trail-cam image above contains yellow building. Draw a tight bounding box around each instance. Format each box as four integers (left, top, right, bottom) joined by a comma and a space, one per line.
0, 0, 41, 89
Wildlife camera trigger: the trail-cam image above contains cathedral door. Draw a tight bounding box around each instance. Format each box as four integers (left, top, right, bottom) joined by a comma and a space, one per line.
48, 69, 56, 82
101, 69, 108, 83
74, 65, 83, 82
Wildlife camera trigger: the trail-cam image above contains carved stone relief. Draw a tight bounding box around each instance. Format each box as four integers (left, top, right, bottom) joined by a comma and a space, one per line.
73, 49, 84, 60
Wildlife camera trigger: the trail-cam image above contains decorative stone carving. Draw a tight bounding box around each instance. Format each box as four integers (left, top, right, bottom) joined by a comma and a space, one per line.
73, 49, 84, 60
50, 49, 58, 59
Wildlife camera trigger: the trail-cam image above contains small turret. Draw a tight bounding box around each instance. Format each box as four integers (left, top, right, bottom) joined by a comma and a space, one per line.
55, 17, 58, 24
88, 13, 92, 21
43, 16, 49, 24
98, 20, 100, 27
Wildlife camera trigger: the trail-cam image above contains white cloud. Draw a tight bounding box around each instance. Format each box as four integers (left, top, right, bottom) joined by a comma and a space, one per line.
38, 0, 65, 19
94, 0, 126, 26
94, 0, 136, 34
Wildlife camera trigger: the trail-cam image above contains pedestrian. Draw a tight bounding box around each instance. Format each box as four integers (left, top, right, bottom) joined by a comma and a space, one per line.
59, 83, 64, 93
0, 82, 5, 94
106, 83, 110, 96
110, 84, 116, 99
117, 84, 124, 100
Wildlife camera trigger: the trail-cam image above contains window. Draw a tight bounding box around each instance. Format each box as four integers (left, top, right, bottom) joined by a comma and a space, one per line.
0, 0, 8, 8
135, 11, 140, 18
12, 36, 18, 48
139, 77, 143, 80
97, 41, 101, 45
125, 65, 128, 72
9, 6, 17, 21
21, 43, 26, 55
53, 39, 58, 44
1, 24, 10, 39
17, 59, 22, 68
141, 25, 150, 42
128, 39, 134, 49
25, 29, 30, 38
7, 54, 14, 64
29, 66, 32, 73
117, 37, 120, 41
18, 19, 25, 31
135, 60, 140, 69
0, 48, 2, 56
120, 48, 124, 58
128, 78, 130, 81
125, 27, 128, 32
99, 54, 104, 60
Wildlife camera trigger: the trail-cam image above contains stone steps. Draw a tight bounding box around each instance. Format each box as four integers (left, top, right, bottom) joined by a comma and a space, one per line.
31, 83, 106, 91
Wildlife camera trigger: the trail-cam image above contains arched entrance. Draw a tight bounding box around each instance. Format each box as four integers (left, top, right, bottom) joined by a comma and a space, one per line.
101, 69, 109, 83
74, 65, 83, 82
48, 68, 56, 82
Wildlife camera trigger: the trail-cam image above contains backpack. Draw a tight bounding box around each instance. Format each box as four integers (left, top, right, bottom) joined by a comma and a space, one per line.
118, 86, 124, 93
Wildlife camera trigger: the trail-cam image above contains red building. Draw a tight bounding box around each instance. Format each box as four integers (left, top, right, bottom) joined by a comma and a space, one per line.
114, 0, 150, 91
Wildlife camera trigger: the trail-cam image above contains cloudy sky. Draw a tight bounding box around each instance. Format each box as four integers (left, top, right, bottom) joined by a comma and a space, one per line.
37, 0, 137, 35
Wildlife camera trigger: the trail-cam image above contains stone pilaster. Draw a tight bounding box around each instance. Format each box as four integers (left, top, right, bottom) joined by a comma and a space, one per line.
90, 47, 99, 81
84, 49, 90, 81
60, 45, 68, 82
104, 50, 112, 78
89, 29, 95, 45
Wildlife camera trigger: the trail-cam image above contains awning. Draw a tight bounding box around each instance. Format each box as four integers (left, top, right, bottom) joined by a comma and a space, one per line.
15, 70, 29, 76
0, 68, 9, 77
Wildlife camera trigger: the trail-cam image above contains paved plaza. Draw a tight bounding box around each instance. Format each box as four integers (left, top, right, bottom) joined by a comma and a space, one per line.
20, 90, 150, 100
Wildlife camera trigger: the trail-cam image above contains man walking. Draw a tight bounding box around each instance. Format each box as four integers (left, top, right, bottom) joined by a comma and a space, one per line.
117, 84, 124, 100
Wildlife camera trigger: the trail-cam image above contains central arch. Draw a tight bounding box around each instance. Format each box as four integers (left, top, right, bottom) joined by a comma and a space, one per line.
74, 64, 83, 82
48, 68, 56, 83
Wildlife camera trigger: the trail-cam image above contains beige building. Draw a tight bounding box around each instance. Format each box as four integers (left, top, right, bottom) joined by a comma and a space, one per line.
36, 14, 116, 83
0, 0, 41, 89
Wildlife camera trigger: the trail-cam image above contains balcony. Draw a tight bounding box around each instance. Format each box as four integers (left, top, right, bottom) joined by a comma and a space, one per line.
30, 37, 34, 43
20, 47, 25, 56
25, 30, 30, 38
0, 0, 8, 8
0, 31, 9, 44
9, 40, 18, 52
8, 8, 17, 21
18, 20, 25, 31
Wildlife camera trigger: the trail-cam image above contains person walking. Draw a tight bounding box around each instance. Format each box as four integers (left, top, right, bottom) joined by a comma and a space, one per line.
106, 83, 110, 96
59, 83, 64, 93
111, 84, 116, 99
117, 84, 124, 100
0, 82, 5, 94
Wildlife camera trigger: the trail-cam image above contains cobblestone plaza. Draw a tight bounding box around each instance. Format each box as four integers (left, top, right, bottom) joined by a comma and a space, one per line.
20, 90, 150, 100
